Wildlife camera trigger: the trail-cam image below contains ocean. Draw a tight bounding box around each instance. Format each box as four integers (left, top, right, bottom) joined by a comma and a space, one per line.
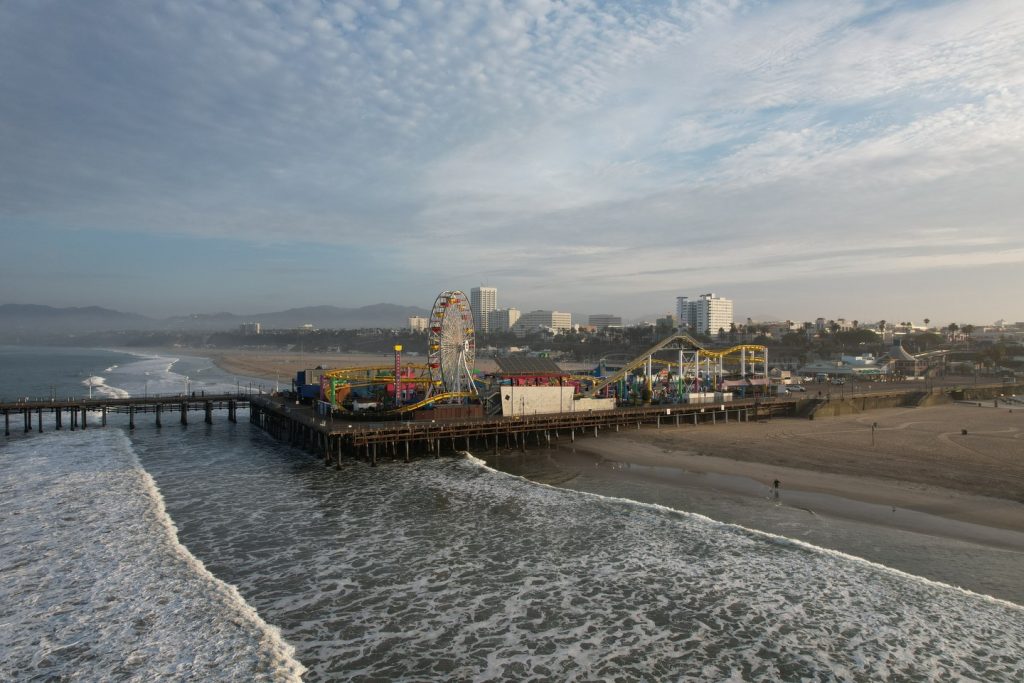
1, 346, 1022, 681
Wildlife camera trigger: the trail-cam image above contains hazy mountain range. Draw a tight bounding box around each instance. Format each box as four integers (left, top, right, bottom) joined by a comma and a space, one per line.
0, 303, 430, 334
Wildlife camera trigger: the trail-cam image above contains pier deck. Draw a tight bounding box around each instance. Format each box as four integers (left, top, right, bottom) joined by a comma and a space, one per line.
248, 395, 798, 466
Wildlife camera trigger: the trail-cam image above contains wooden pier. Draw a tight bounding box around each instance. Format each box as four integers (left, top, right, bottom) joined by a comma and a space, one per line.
248, 395, 799, 467
1, 394, 250, 436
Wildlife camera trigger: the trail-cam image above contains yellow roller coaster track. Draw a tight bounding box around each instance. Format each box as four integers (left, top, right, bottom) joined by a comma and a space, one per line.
322, 363, 433, 380
332, 391, 478, 415
582, 334, 768, 398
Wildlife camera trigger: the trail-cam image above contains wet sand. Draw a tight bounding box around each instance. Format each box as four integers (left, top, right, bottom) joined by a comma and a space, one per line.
567, 403, 1024, 528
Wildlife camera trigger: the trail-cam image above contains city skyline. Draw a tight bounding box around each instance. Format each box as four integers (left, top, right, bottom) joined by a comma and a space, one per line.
1, 1, 1022, 323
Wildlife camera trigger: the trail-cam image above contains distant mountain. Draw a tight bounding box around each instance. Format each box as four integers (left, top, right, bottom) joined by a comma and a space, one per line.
0, 302, 431, 336
0, 304, 152, 333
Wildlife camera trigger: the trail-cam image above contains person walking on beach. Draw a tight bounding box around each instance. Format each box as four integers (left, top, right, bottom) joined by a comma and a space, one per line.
772, 479, 780, 500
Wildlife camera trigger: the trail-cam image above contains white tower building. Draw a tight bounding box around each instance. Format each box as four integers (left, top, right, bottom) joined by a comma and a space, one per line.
470, 286, 498, 333
676, 293, 733, 336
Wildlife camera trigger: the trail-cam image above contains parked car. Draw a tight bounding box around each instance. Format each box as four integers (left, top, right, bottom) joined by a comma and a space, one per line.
831, 378, 845, 385
787, 384, 806, 392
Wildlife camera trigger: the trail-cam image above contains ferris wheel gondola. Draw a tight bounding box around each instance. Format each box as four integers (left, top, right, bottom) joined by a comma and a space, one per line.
426, 290, 477, 399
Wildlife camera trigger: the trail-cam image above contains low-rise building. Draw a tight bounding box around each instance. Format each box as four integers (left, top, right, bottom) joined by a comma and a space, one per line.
588, 314, 622, 330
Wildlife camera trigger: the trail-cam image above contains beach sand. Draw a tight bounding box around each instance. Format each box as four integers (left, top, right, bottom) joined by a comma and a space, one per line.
570, 404, 1024, 525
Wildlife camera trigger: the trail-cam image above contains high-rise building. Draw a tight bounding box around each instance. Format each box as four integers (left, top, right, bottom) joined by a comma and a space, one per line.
470, 286, 498, 333
588, 314, 622, 330
488, 307, 520, 332
408, 316, 428, 332
676, 293, 733, 336
239, 322, 261, 335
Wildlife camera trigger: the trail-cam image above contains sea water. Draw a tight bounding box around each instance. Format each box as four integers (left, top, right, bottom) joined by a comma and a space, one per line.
2, 347, 1023, 680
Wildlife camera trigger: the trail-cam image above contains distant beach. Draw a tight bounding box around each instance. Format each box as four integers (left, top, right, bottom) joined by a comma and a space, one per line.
170, 347, 501, 382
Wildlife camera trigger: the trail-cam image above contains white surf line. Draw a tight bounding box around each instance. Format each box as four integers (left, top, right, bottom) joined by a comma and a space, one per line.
125, 433, 307, 680
458, 451, 1024, 612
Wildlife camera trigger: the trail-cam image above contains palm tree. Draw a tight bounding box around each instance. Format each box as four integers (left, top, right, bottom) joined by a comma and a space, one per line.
962, 324, 975, 339
923, 318, 930, 329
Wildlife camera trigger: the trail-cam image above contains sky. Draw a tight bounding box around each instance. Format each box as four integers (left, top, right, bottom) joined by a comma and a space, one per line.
1, 0, 1022, 326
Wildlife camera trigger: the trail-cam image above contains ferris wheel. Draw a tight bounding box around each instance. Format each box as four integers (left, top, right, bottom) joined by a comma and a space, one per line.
427, 290, 477, 397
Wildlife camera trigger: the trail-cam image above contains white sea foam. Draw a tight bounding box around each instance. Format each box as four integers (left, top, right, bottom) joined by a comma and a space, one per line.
140, 438, 1024, 680
0, 430, 305, 681
464, 451, 1024, 612
95, 352, 261, 398
81, 374, 131, 399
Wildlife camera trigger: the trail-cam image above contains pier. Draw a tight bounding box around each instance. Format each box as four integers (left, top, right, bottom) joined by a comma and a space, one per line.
1, 394, 249, 436
248, 395, 798, 467
5, 384, 1012, 469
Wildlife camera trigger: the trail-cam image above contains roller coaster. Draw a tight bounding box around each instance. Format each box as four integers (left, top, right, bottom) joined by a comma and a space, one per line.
580, 333, 769, 399
320, 363, 484, 414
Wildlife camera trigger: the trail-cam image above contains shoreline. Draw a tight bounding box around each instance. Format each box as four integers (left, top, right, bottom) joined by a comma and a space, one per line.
551, 421, 1024, 536
485, 403, 1024, 535
482, 404, 1024, 603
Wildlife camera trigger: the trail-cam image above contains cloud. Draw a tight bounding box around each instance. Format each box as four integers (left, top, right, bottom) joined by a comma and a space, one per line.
0, 0, 1022, 318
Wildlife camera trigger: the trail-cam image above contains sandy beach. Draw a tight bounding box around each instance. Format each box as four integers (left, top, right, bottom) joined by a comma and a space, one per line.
570, 404, 1024, 526
173, 347, 511, 382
